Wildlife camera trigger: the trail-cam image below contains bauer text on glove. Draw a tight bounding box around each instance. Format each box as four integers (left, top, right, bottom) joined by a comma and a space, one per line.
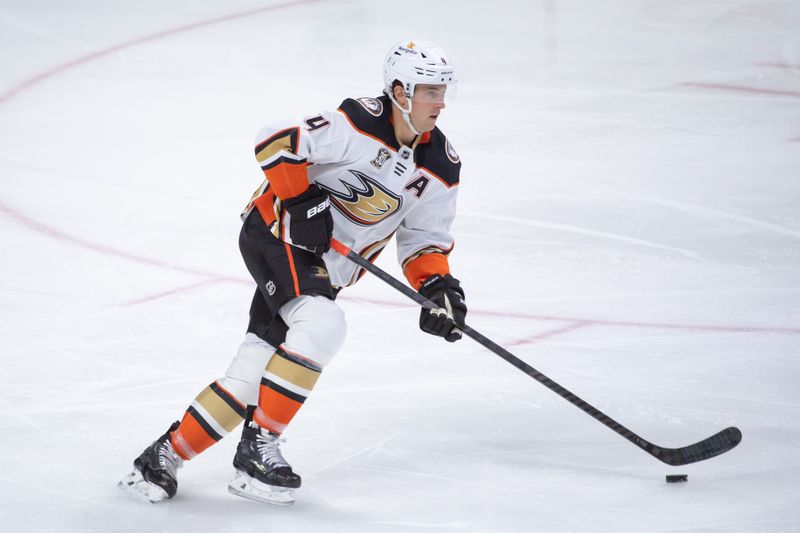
282, 184, 334, 255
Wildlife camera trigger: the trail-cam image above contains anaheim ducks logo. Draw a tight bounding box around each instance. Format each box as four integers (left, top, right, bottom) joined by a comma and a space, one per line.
445, 139, 460, 164
357, 97, 383, 117
318, 170, 402, 226
310, 266, 329, 279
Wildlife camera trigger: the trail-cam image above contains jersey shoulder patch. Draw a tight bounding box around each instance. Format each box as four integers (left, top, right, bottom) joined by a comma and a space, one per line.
355, 96, 383, 116
417, 128, 461, 187
338, 95, 397, 148
445, 138, 460, 164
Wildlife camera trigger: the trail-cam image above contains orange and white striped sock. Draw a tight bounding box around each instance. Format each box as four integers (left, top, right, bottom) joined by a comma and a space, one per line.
253, 346, 322, 434
168, 381, 247, 460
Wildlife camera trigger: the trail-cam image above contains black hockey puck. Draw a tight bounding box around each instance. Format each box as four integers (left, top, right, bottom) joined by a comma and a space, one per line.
666, 474, 688, 483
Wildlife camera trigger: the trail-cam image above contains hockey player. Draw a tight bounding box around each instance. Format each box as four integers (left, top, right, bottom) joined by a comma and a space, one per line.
119, 40, 467, 506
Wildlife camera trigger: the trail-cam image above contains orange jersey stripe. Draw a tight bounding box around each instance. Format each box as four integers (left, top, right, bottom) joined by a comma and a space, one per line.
263, 159, 309, 200
336, 109, 398, 153
253, 188, 278, 225
403, 252, 451, 290
419, 165, 459, 189
283, 243, 301, 296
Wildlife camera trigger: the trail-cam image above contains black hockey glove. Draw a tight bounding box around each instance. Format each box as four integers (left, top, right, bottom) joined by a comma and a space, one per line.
418, 274, 467, 342
283, 184, 334, 255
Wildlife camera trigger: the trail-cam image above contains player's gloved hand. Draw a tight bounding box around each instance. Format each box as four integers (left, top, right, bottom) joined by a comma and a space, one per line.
283, 184, 334, 255
418, 274, 467, 342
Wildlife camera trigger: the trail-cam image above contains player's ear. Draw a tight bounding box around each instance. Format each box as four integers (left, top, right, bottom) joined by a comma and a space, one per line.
392, 83, 407, 106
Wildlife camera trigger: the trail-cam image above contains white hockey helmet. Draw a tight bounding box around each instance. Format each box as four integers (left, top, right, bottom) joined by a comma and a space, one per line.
383, 40, 456, 100
382, 40, 456, 135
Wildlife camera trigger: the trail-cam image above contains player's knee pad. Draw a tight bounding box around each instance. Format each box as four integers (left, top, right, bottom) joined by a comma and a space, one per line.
219, 332, 274, 405
278, 294, 346, 368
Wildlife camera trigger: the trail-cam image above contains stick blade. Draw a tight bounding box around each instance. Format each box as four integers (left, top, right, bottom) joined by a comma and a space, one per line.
654, 427, 742, 466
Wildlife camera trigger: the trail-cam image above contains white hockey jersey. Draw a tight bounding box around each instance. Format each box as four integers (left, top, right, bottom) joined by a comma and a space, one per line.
243, 95, 461, 290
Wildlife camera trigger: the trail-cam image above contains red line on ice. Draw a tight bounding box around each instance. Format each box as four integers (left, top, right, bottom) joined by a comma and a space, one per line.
4, 204, 798, 334
0, 1, 324, 297
1, 4, 798, 337
753, 62, 799, 71
506, 321, 590, 347
342, 296, 800, 335
483, 310, 800, 335
119, 278, 231, 306
681, 82, 800, 98
0, 200, 244, 282
0, 0, 325, 105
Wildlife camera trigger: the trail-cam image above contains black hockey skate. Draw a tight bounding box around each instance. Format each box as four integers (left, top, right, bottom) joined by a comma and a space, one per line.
118, 421, 183, 503
228, 406, 300, 505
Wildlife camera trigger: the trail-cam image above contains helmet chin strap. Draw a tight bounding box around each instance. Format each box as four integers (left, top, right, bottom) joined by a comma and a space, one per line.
386, 90, 422, 138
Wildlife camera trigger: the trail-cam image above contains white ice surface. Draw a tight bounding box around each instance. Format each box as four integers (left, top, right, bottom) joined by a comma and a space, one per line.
1, 1, 799, 532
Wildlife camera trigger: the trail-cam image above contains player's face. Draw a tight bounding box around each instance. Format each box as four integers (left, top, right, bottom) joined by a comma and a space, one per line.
410, 84, 447, 132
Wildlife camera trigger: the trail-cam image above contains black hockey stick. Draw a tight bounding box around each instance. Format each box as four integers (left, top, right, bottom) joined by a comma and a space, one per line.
331, 238, 742, 466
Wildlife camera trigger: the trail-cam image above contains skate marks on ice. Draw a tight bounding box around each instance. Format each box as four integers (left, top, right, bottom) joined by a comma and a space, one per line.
227, 470, 296, 506
462, 210, 705, 260
1, 0, 800, 531
118, 469, 170, 504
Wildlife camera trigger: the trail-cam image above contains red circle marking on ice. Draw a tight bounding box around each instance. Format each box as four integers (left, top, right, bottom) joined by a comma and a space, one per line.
0, 0, 325, 105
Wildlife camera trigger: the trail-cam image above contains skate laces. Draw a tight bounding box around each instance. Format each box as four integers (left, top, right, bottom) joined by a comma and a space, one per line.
254, 431, 290, 468
158, 440, 183, 476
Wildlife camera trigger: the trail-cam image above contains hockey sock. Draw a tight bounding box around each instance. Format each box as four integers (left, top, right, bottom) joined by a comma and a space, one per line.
253, 346, 322, 434
169, 381, 247, 459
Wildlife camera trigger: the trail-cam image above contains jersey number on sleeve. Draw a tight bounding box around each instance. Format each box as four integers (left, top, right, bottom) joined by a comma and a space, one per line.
304, 115, 331, 132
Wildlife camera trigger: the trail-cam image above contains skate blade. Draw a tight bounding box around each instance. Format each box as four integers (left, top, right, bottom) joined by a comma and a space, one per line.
117, 469, 169, 503
227, 470, 295, 506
